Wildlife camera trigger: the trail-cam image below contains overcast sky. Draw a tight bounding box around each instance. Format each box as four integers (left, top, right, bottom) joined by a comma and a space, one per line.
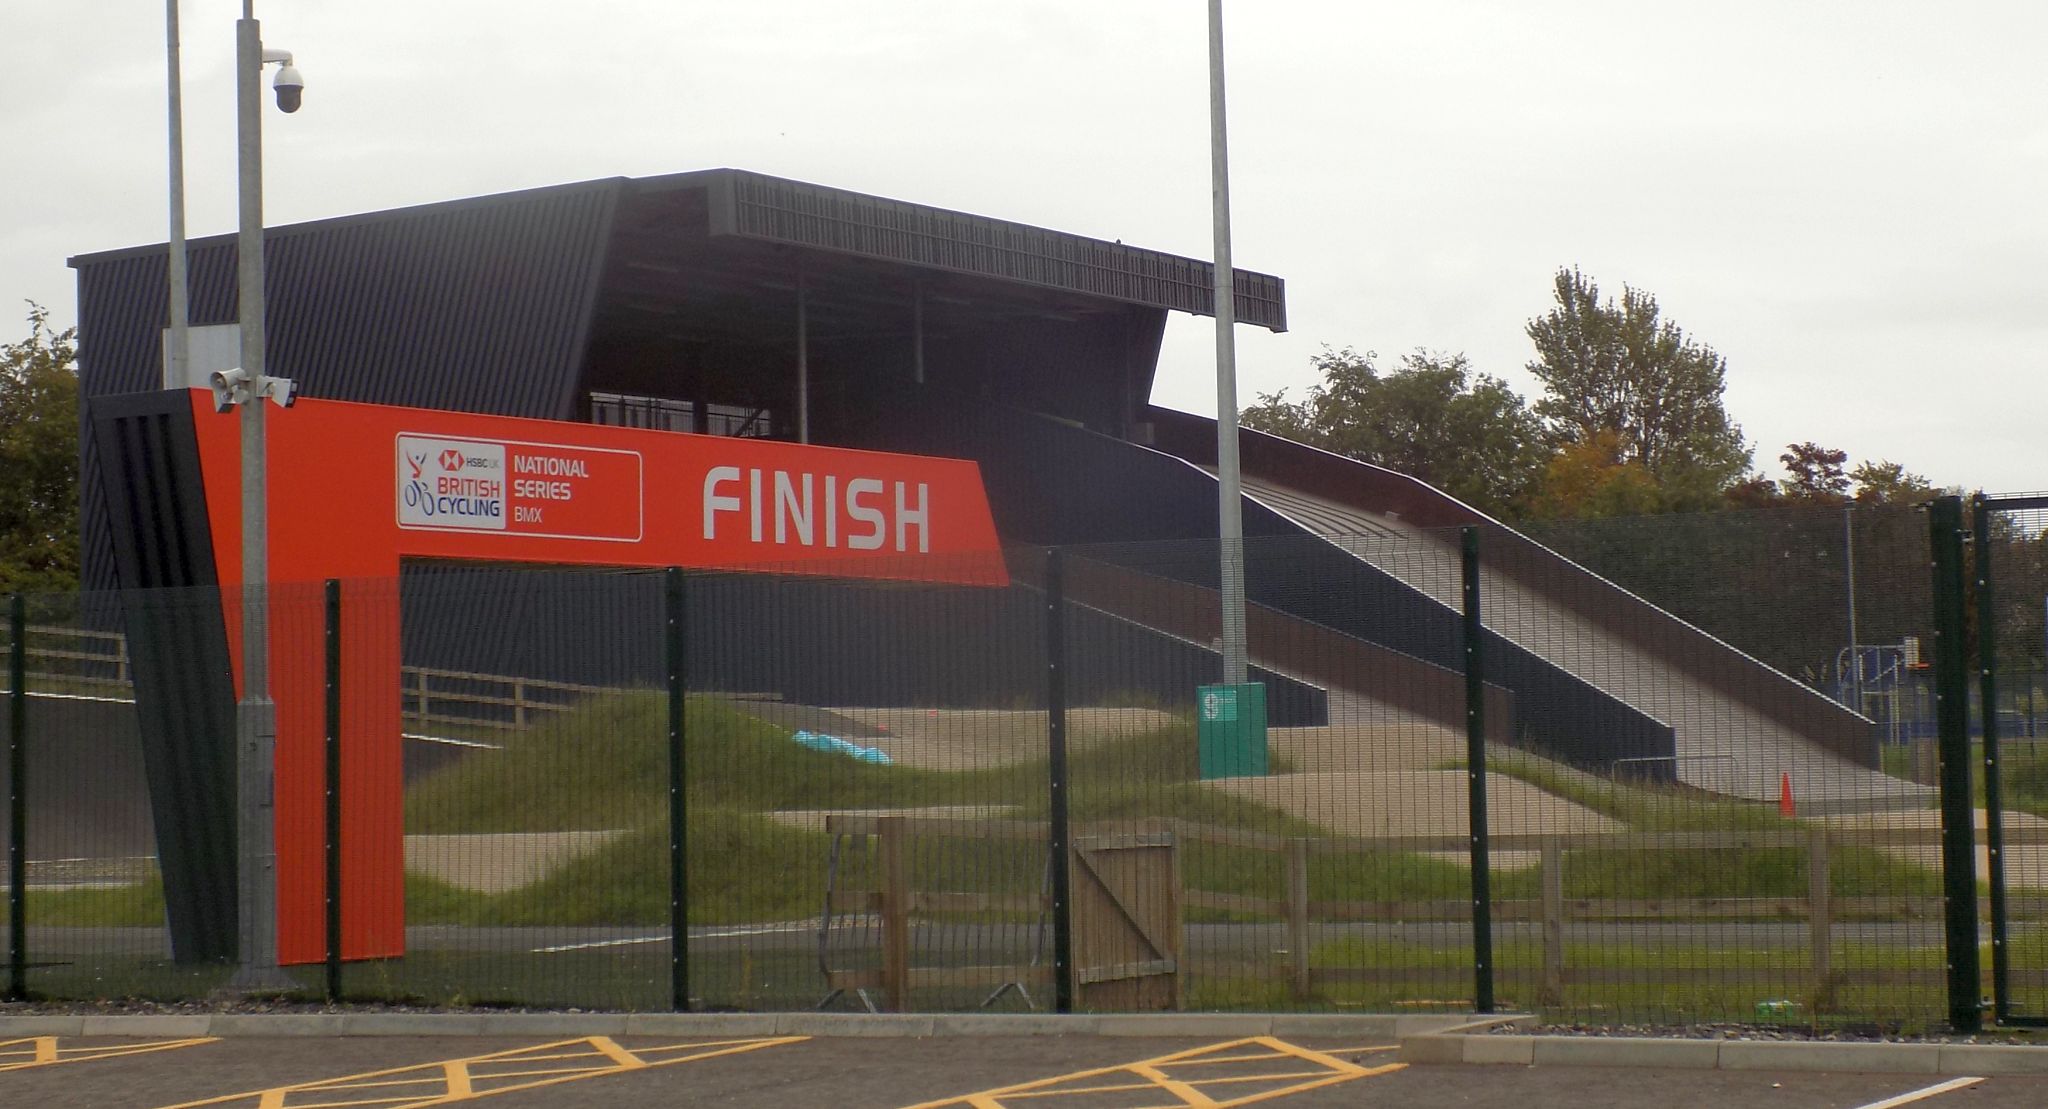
6, 2, 2044, 493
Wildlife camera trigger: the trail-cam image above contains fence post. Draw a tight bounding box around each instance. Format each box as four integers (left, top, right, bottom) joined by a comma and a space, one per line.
1045, 548, 1075, 1015
1807, 827, 1832, 1007
1540, 839, 1564, 1008
1287, 837, 1310, 998
323, 580, 342, 1004
1928, 495, 1982, 1032
1974, 494, 2012, 1025
879, 815, 910, 1012
665, 567, 689, 1012
8, 593, 25, 1002
1461, 526, 1494, 1014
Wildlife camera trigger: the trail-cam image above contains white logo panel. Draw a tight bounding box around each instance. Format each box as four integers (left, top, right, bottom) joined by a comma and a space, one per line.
397, 436, 508, 531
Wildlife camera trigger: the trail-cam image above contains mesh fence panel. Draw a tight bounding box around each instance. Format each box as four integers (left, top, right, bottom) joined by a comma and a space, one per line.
1979, 498, 2048, 1023
0, 503, 2001, 1025
1507, 504, 1943, 1027
688, 551, 1047, 1013
345, 569, 666, 1010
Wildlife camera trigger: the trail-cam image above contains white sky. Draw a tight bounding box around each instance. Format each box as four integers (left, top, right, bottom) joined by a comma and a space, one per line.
6, 2, 2045, 492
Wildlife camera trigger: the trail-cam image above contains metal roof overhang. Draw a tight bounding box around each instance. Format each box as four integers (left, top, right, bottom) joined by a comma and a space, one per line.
591, 170, 1285, 350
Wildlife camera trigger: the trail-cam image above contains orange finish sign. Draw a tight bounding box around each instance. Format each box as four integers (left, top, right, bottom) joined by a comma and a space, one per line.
187, 392, 1007, 964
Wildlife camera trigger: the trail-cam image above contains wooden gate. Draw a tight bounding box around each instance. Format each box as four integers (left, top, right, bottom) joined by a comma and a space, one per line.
1070, 832, 1182, 1010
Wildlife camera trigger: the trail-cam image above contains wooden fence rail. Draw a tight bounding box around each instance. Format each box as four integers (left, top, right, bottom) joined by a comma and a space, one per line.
809, 813, 2048, 1010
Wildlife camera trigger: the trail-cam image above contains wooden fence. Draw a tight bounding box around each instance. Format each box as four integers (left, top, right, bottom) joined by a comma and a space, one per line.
1164, 818, 2048, 1005
802, 813, 2048, 1012
819, 814, 1054, 1013
6, 625, 629, 731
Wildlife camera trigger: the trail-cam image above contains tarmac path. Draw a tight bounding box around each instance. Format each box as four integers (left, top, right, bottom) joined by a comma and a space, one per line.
3, 1033, 2047, 1108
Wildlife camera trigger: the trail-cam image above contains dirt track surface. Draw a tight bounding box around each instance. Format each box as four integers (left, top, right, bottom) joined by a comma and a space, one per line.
1821, 808, 2048, 887
1206, 769, 1623, 865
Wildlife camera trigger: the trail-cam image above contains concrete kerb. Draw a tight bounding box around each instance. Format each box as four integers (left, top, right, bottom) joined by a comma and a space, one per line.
0, 1011, 1494, 1040
1398, 1031, 2048, 1076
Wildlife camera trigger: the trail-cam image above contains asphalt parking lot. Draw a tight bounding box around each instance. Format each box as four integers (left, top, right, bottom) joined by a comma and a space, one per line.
5, 1032, 2048, 1108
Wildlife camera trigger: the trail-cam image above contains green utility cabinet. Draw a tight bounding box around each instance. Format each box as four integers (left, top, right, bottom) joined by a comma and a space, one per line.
1197, 682, 1268, 780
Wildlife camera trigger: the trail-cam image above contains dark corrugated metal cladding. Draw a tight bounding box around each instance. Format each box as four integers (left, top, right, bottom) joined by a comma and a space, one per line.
74, 178, 622, 415
259, 180, 621, 416
73, 180, 623, 587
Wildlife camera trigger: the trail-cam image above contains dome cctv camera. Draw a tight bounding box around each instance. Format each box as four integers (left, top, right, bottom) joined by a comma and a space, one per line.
273, 63, 304, 113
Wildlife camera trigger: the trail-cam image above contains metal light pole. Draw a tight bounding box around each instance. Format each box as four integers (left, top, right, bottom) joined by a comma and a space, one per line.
227, 2, 298, 992
166, 0, 188, 390
1844, 502, 1861, 711
1207, 0, 1248, 685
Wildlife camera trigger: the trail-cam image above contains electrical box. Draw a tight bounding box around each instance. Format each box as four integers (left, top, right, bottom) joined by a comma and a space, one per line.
1197, 682, 1268, 780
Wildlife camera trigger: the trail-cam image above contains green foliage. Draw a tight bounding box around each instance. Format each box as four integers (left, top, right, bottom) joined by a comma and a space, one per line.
0, 302, 80, 592
1525, 268, 1752, 514
1779, 442, 1851, 501
1242, 347, 1546, 518
1527, 429, 1664, 519
1849, 460, 1935, 504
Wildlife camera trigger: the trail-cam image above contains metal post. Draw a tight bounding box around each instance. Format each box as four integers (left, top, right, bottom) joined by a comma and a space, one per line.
795, 268, 809, 445
1460, 528, 1494, 1014
323, 579, 341, 1003
1845, 503, 1861, 709
1207, 0, 1247, 686
165, 0, 189, 390
1974, 496, 2012, 1024
666, 567, 689, 1012
8, 594, 26, 1001
1045, 549, 1074, 1014
1929, 495, 1981, 1032
229, 7, 290, 993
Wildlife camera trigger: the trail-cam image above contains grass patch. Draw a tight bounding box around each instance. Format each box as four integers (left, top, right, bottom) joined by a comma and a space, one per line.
27, 878, 167, 928
407, 692, 1292, 835
1301, 935, 1950, 1026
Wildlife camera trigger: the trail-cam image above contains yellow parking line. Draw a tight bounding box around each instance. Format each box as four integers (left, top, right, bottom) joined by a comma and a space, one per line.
0, 1036, 218, 1073
900, 1036, 1405, 1109
157, 1035, 806, 1109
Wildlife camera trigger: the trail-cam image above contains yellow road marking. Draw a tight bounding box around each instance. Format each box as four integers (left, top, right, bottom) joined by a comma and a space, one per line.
900, 1036, 1406, 1109
0, 1036, 218, 1073
157, 1035, 806, 1109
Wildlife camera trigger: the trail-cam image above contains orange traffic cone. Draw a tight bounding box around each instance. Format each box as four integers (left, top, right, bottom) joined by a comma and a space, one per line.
1779, 772, 1796, 818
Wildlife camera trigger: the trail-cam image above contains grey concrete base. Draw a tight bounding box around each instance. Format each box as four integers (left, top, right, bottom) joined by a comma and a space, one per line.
0, 1010, 1496, 1040
1401, 1032, 2048, 1076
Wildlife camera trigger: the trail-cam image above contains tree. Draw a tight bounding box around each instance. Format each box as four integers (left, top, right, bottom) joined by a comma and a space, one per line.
0, 303, 80, 593
1779, 442, 1850, 501
1526, 429, 1663, 519
1242, 347, 1546, 517
1525, 267, 1751, 509
1849, 459, 1934, 504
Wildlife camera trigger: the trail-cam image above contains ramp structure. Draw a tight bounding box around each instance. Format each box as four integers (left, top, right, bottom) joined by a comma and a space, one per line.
846, 395, 1922, 810
1146, 409, 1924, 810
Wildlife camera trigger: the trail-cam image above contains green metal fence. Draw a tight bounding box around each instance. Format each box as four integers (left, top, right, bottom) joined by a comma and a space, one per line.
1, 501, 2033, 1031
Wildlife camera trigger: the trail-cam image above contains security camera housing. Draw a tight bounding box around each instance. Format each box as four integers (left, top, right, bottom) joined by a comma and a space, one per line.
209, 367, 249, 412
273, 65, 304, 113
